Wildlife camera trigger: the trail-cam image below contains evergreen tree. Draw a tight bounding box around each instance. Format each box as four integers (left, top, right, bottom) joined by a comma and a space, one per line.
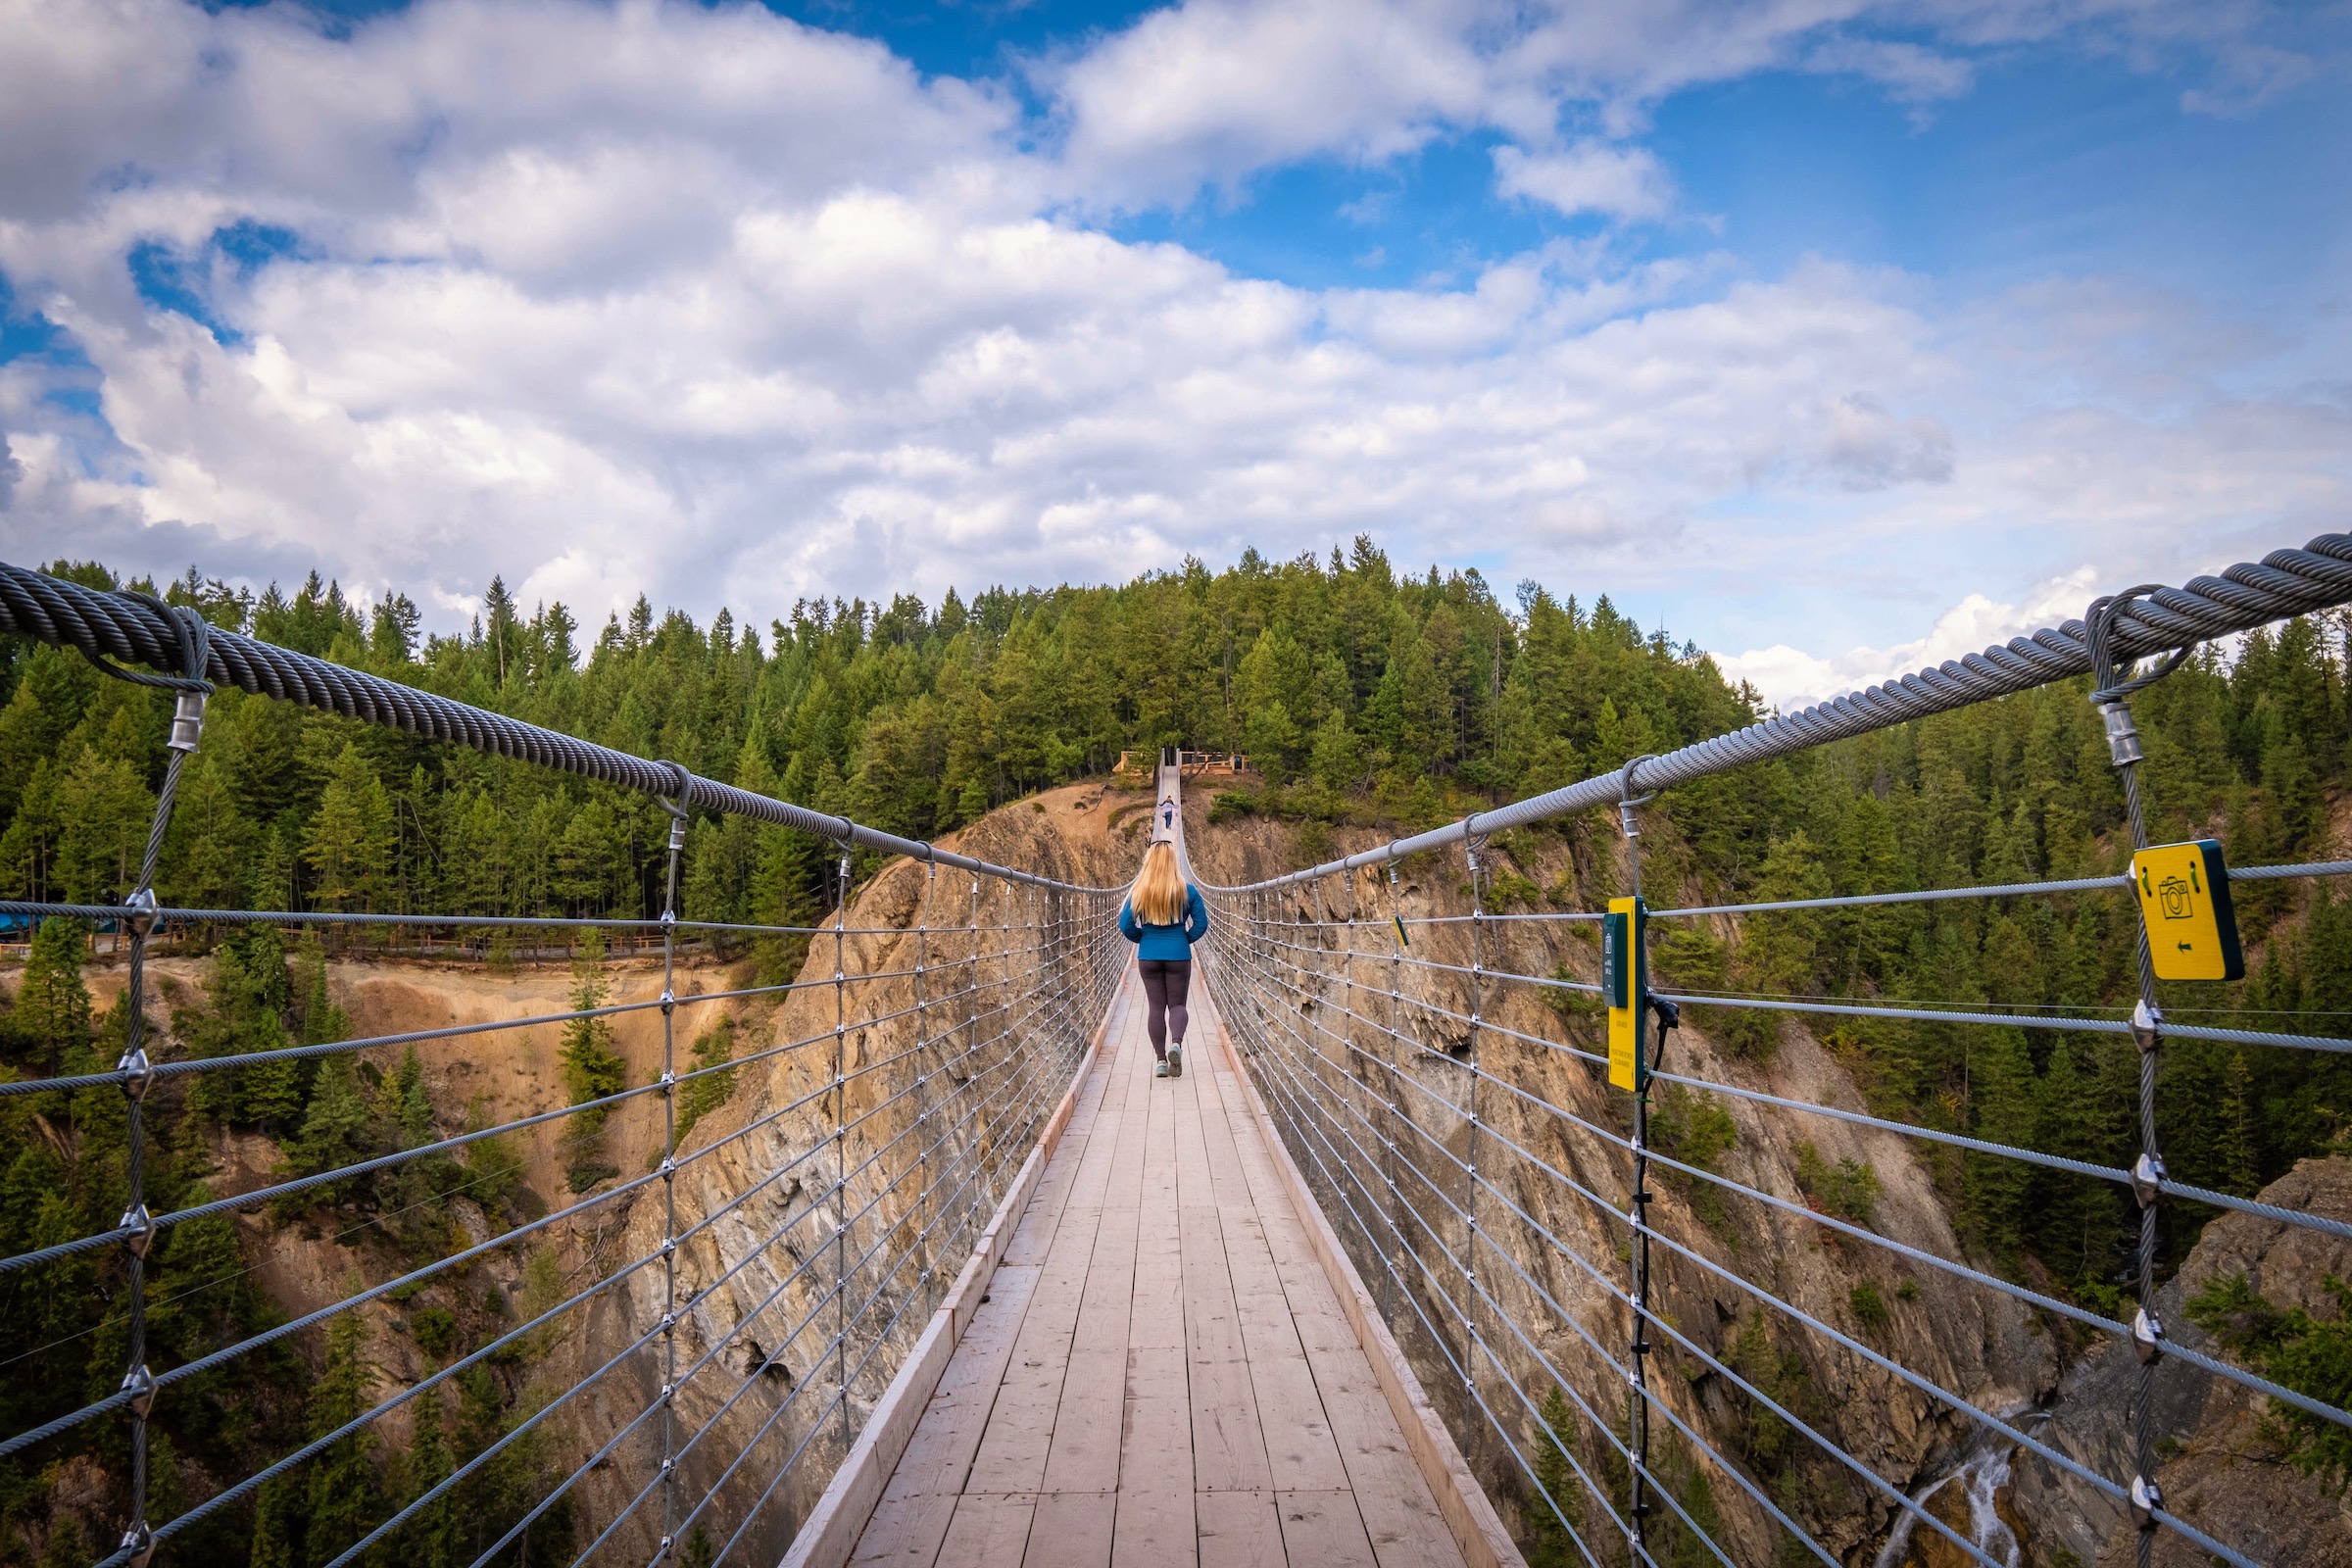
11, 916, 92, 1069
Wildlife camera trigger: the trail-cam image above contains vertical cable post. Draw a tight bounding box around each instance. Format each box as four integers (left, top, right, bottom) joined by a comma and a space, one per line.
1463, 829, 1488, 1446
102, 604, 209, 1568
2086, 592, 2195, 1560
1384, 858, 1404, 1322
914, 860, 933, 1300
655, 785, 688, 1563
1618, 764, 1656, 1563
833, 845, 853, 1450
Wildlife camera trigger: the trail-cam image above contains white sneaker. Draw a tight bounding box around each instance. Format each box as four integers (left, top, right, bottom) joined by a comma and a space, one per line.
1153, 1055, 1170, 1078
1167, 1043, 1184, 1077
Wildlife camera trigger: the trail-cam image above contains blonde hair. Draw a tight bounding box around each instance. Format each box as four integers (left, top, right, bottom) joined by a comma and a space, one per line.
1131, 841, 1188, 925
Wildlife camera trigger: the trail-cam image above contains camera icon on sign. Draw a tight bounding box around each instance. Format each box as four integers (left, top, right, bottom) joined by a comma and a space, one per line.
2158, 875, 2194, 920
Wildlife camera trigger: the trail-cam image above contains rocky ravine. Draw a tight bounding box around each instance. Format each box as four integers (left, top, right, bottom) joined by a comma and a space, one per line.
1178, 791, 2058, 1567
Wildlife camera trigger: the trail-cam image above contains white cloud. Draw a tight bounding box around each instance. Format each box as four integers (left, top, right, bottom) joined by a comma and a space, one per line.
1719, 566, 2101, 712
1492, 141, 1675, 221
0, 0, 2341, 678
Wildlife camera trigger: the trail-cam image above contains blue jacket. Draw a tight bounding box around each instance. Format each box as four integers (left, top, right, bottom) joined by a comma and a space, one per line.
1120, 885, 1208, 961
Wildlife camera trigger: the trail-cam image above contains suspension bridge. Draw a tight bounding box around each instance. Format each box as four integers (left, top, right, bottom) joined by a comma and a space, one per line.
2, 535, 2351, 1568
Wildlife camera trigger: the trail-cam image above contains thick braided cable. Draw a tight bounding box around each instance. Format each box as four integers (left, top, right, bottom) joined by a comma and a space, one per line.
1227, 532, 2352, 887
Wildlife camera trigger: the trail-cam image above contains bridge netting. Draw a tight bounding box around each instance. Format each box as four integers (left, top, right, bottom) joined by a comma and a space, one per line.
0, 533, 2348, 1568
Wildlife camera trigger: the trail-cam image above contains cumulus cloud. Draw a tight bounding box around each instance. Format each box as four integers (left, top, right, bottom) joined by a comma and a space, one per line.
0, 0, 2341, 673
1492, 142, 1675, 221
1719, 566, 2101, 712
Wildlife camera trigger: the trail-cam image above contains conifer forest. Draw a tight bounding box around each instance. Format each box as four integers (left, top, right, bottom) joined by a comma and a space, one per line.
3, 545, 2350, 1563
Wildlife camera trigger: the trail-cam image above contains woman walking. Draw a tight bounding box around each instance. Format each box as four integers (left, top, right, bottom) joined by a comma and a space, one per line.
1119, 840, 1208, 1078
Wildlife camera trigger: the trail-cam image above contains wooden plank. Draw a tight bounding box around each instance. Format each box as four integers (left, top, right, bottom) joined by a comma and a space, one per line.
1119, 1343, 1194, 1492
1109, 1487, 1198, 1568
936, 1493, 1039, 1568
1196, 1490, 1285, 1568
1023, 1493, 1117, 1568
1042, 1348, 1127, 1494
1274, 1491, 1380, 1568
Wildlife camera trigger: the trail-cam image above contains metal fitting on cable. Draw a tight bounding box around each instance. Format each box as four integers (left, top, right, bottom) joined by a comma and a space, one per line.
168, 690, 206, 754
118, 1203, 156, 1258
2131, 999, 2164, 1053
2098, 702, 2144, 766
660, 1158, 678, 1181
120, 1363, 158, 1418
660, 1313, 677, 1335
2132, 1152, 2167, 1208
660, 988, 675, 1014
2132, 1307, 2166, 1364
2130, 1474, 2163, 1528
120, 1523, 155, 1568
658, 1535, 674, 1560
117, 1045, 154, 1102
659, 1237, 676, 1259
659, 1069, 675, 1092
122, 886, 160, 938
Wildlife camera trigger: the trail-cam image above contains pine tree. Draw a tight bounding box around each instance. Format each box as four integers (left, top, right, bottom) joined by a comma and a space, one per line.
302, 1306, 385, 1562
12, 916, 92, 1070
1525, 1385, 1586, 1568
289, 1057, 376, 1204
559, 928, 625, 1189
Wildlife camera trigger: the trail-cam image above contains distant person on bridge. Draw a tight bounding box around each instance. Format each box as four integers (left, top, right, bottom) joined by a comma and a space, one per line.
1119, 840, 1207, 1079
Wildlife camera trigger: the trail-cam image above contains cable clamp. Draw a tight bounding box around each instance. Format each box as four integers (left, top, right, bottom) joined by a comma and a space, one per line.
659, 1070, 676, 1094
117, 1046, 154, 1102
120, 1522, 156, 1568
660, 1236, 677, 1259
661, 1382, 675, 1402
2132, 1152, 2166, 1208
660, 1313, 677, 1335
119, 1202, 156, 1258
660, 989, 675, 1014
2130, 1000, 2163, 1054
660, 1158, 678, 1181
168, 689, 206, 754
122, 886, 161, 938
2098, 702, 2144, 766
121, 1362, 158, 1419
661, 1456, 677, 1477
2132, 1307, 2166, 1364
658, 1536, 674, 1559
2129, 1473, 2162, 1528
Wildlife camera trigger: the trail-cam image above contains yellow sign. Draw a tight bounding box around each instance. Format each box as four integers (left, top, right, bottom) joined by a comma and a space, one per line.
2130, 839, 2243, 982
1604, 896, 1646, 1091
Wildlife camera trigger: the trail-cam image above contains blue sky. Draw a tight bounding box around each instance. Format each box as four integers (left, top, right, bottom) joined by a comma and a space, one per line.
2, 0, 2347, 706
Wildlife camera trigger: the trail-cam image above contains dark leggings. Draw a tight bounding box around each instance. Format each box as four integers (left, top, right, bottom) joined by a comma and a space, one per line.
1139, 958, 1192, 1058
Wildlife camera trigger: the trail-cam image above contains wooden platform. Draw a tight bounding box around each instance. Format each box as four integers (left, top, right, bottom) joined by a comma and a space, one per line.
848, 973, 1470, 1568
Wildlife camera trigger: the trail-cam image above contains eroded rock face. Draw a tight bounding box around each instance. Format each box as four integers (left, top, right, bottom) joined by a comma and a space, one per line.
2013, 1155, 2352, 1568
1177, 802, 2054, 1566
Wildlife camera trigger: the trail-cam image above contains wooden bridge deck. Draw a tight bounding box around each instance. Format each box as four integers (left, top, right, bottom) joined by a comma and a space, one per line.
847, 971, 1469, 1568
